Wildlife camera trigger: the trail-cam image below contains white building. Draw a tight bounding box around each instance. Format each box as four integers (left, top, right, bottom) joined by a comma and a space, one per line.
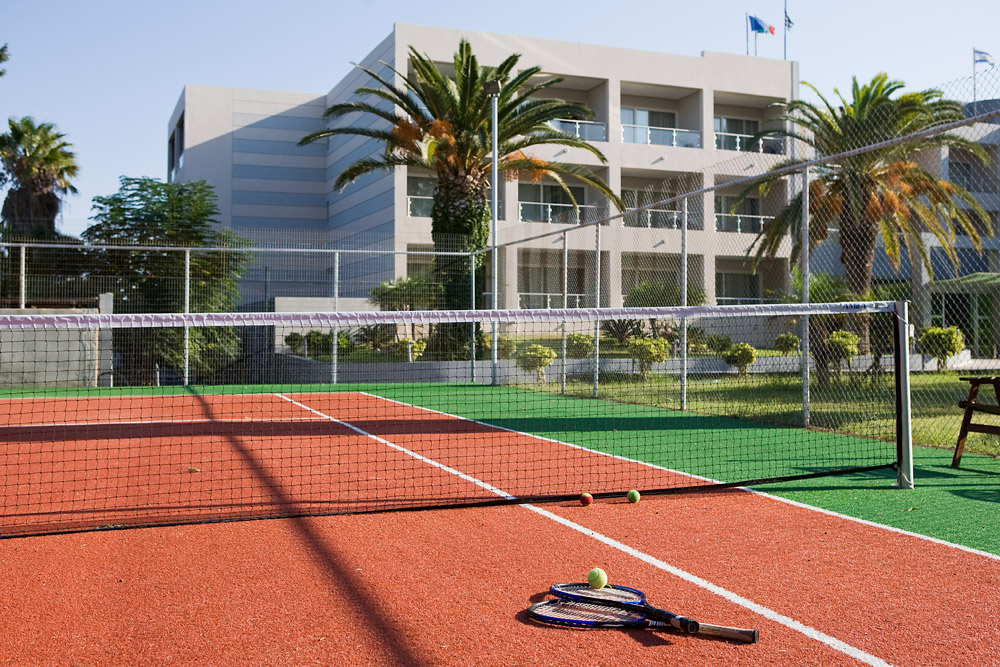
168, 23, 800, 310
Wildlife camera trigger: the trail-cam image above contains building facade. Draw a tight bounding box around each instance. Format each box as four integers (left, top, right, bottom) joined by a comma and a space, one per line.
168, 23, 804, 311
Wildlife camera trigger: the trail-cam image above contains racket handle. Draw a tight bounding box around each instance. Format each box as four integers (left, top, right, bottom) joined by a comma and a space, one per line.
695, 623, 759, 644
644, 607, 699, 633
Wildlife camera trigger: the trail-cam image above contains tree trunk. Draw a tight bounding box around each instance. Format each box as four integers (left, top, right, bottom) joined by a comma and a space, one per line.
838, 185, 878, 353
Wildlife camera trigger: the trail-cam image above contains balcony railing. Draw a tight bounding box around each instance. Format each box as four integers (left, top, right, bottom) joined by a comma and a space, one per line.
622, 124, 701, 148
409, 196, 504, 219
624, 208, 682, 229
550, 119, 607, 142
519, 202, 597, 225
715, 213, 772, 234
715, 132, 784, 154
519, 292, 589, 309
716, 296, 771, 305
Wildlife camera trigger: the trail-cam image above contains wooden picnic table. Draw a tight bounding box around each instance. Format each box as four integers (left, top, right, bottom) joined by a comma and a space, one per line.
952, 376, 1000, 468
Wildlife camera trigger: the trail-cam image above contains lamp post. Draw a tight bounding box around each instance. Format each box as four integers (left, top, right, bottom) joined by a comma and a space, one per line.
484, 79, 502, 385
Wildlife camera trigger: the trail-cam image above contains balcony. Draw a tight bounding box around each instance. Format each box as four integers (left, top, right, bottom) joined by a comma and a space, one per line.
550, 119, 607, 142
715, 214, 773, 234
519, 292, 589, 309
622, 125, 700, 148
624, 208, 682, 229
520, 201, 598, 225
409, 196, 505, 219
715, 133, 784, 154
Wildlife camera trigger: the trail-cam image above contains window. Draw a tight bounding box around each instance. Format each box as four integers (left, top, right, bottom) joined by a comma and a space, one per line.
407, 176, 435, 217
715, 196, 761, 232
519, 183, 586, 223
622, 189, 680, 228
716, 272, 760, 304
714, 117, 764, 152
622, 108, 678, 145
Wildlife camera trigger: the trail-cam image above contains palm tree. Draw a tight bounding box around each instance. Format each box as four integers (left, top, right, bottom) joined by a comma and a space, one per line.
0, 43, 9, 77
749, 74, 990, 300
0, 117, 79, 237
300, 40, 621, 358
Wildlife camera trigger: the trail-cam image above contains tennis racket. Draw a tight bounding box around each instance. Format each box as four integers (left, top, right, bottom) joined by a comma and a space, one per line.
529, 599, 685, 631
550, 583, 759, 643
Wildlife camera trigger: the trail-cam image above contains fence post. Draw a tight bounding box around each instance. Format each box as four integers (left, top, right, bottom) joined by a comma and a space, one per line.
331, 251, 339, 385
680, 197, 688, 411
470, 251, 476, 384
894, 300, 914, 489
801, 166, 810, 428
561, 231, 568, 395
18, 245, 25, 309
592, 221, 601, 399
183, 249, 190, 386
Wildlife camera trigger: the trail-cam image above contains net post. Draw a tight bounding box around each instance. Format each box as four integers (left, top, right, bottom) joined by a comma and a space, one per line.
470, 250, 476, 384
331, 251, 339, 385
592, 221, 601, 399
894, 300, 915, 489
18, 245, 25, 309
680, 197, 688, 411
800, 166, 810, 428
184, 249, 190, 386
561, 231, 568, 395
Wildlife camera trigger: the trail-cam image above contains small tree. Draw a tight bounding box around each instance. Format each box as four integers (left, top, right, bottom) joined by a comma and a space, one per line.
602, 319, 644, 345
918, 326, 964, 371
827, 330, 861, 381
774, 332, 800, 356
707, 334, 733, 356
723, 342, 757, 376
626, 337, 670, 380
566, 333, 594, 359
517, 344, 557, 383
285, 332, 305, 356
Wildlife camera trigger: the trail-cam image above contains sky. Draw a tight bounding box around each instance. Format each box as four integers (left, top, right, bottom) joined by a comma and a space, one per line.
2, 0, 999, 238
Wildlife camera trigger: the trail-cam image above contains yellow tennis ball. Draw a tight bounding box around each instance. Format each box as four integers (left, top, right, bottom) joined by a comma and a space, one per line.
627, 489, 641, 504
587, 567, 608, 589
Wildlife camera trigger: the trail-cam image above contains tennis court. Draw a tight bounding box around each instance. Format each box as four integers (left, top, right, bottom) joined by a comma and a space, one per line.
1, 385, 998, 665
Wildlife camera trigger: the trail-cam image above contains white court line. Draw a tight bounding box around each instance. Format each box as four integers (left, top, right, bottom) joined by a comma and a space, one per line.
355, 391, 1000, 563
277, 392, 894, 667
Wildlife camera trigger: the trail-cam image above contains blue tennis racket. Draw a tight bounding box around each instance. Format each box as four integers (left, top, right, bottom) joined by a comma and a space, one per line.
549, 583, 758, 643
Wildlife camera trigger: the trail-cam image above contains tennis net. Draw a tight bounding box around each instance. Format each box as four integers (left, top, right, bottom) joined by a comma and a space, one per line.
0, 301, 910, 536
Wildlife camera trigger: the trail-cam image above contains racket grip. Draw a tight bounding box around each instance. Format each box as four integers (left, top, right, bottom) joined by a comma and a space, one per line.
646, 608, 699, 633
696, 623, 759, 644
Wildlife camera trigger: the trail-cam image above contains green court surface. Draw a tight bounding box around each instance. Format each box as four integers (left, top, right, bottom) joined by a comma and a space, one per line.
2, 382, 997, 555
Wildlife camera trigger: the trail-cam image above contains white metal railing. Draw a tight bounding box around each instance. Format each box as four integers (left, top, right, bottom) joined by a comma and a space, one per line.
714, 132, 784, 154
624, 208, 682, 229
518, 292, 589, 309
715, 213, 773, 234
550, 119, 607, 142
408, 196, 504, 219
716, 296, 772, 305
519, 202, 597, 225
621, 124, 701, 148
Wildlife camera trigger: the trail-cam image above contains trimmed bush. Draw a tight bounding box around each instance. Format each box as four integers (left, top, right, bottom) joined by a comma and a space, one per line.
827, 329, 860, 371
707, 334, 733, 356
918, 325, 964, 371
774, 332, 800, 356
517, 344, 557, 383
394, 338, 427, 361
626, 337, 670, 380
566, 333, 594, 359
723, 342, 757, 376
285, 332, 305, 356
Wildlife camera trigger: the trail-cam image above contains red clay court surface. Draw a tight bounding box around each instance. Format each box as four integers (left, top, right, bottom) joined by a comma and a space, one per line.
1, 392, 999, 665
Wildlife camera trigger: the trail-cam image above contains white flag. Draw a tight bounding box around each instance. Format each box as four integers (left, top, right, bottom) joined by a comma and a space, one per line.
974, 48, 995, 66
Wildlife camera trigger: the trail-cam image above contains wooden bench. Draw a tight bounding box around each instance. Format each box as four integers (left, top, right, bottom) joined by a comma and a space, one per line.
952, 376, 1000, 468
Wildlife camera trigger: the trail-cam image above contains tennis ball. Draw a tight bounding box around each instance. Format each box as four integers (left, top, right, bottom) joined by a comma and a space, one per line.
587, 567, 608, 589
627, 489, 641, 504
579, 493, 593, 506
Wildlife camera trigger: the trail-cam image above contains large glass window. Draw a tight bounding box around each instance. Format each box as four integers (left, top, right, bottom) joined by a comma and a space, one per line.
407, 176, 436, 217
715, 195, 761, 233
716, 272, 760, 304
623, 189, 680, 228
519, 183, 586, 224
715, 117, 761, 151
622, 108, 680, 145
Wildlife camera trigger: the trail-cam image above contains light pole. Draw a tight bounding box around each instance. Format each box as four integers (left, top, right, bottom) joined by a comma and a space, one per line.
484, 79, 501, 385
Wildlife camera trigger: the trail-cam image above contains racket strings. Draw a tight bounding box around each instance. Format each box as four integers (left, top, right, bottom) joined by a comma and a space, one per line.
536, 600, 645, 623
552, 583, 644, 603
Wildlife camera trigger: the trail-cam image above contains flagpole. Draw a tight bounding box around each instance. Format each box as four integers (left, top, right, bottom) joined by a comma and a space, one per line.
746, 14, 749, 56
973, 48, 978, 115
784, 0, 788, 60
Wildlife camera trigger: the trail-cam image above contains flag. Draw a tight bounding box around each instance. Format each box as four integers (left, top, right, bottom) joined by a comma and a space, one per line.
974, 48, 995, 66
785, 11, 794, 30
749, 15, 775, 35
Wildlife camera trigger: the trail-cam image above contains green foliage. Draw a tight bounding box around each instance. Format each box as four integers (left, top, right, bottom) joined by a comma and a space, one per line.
706, 334, 733, 356
774, 332, 800, 356
566, 333, 594, 359
285, 332, 304, 356
918, 326, 964, 371
601, 319, 644, 344
480, 335, 517, 360
626, 337, 670, 380
623, 280, 706, 308
368, 275, 439, 311
395, 338, 427, 361
516, 344, 557, 383
827, 330, 861, 378
81, 177, 249, 385
722, 342, 757, 376
354, 324, 396, 351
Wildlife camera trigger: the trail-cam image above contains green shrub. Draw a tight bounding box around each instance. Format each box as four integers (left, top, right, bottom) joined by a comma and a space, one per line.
566, 333, 594, 359
394, 338, 426, 361
774, 332, 800, 356
285, 332, 305, 356
707, 334, 733, 356
626, 337, 670, 380
337, 331, 353, 356
827, 329, 860, 370
482, 336, 517, 359
305, 330, 332, 357
722, 342, 757, 376
516, 344, 557, 383
601, 319, 644, 344
918, 325, 964, 371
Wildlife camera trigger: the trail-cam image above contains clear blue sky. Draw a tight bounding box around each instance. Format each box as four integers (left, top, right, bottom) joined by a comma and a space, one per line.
3, 0, 998, 238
